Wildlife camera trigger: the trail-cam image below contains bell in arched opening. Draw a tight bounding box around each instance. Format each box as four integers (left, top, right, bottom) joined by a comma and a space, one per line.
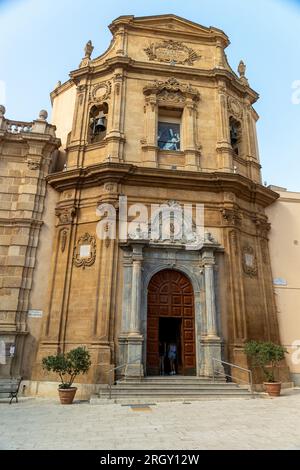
88, 103, 108, 143
229, 117, 242, 156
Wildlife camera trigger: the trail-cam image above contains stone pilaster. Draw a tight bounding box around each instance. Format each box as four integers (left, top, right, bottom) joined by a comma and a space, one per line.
200, 243, 224, 377
183, 96, 199, 170
120, 244, 144, 379
141, 94, 158, 167
216, 81, 232, 172
105, 69, 126, 162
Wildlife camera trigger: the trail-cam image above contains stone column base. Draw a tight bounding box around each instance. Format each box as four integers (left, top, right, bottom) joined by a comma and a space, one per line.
199, 335, 225, 378
119, 333, 144, 379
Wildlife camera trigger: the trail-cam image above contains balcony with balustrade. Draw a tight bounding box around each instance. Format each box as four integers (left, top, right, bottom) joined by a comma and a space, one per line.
0, 105, 57, 138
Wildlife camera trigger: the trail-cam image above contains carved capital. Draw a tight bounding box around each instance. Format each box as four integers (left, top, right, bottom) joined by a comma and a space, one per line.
251, 215, 271, 238
221, 208, 242, 226
55, 206, 76, 225
27, 158, 41, 170
145, 94, 157, 112
77, 84, 87, 94
113, 73, 123, 96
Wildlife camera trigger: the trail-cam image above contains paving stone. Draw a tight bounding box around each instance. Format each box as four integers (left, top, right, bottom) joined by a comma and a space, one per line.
1, 391, 300, 449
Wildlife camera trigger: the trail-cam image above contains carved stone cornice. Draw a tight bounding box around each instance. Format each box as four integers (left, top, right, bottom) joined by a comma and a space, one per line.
47, 163, 279, 208
221, 208, 242, 226
69, 55, 258, 104
0, 218, 43, 228
55, 206, 76, 225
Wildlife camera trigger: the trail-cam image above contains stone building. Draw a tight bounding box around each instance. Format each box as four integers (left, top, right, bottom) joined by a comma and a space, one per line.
266, 187, 300, 386
1, 15, 290, 394
0, 106, 60, 378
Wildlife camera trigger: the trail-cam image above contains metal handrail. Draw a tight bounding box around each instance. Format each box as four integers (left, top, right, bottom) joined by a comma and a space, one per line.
107, 358, 142, 399
212, 357, 254, 396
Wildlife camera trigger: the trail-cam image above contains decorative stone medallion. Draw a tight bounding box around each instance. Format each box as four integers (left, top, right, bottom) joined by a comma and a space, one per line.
227, 96, 243, 119
89, 81, 111, 103
144, 40, 200, 65
242, 244, 258, 277
27, 158, 40, 170
103, 182, 118, 193
73, 233, 96, 269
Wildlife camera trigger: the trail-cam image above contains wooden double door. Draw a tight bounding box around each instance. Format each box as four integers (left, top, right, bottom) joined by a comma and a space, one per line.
146, 269, 196, 376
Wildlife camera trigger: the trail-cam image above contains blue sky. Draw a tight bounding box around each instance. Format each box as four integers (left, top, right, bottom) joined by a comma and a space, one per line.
0, 0, 299, 190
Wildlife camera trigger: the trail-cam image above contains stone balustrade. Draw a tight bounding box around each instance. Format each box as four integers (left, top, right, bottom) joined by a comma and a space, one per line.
5, 120, 33, 133
0, 105, 56, 136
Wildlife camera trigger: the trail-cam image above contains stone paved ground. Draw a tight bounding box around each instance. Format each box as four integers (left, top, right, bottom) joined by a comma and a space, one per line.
1, 390, 300, 450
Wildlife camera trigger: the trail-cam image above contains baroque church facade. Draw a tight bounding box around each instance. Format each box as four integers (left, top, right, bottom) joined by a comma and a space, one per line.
0, 15, 289, 394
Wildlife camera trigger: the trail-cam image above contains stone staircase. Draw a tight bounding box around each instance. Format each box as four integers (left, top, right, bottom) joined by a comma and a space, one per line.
90, 376, 253, 404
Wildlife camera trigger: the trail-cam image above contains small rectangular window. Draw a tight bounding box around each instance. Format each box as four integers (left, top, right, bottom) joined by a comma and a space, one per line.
158, 122, 180, 151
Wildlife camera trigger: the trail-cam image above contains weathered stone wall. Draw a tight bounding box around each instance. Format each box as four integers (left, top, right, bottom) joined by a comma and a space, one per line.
31, 15, 288, 389
0, 107, 60, 378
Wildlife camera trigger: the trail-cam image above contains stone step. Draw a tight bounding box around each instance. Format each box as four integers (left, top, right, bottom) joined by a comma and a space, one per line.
117, 379, 227, 386
100, 388, 250, 395
98, 389, 251, 400
92, 377, 253, 404
125, 375, 215, 380
109, 384, 248, 390
91, 392, 253, 404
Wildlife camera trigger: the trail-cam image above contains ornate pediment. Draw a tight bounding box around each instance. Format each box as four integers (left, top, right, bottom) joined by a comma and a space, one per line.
111, 15, 229, 44
143, 77, 200, 102
144, 39, 200, 66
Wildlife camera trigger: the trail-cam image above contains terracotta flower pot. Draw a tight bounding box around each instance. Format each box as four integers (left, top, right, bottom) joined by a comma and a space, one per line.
264, 382, 281, 397
58, 387, 77, 404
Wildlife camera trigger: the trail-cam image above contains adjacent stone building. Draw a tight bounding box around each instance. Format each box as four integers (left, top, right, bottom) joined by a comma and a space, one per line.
0, 106, 60, 378
1, 15, 291, 395
266, 187, 300, 385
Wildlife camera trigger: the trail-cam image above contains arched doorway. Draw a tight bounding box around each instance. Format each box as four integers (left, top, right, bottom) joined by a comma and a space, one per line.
146, 269, 196, 376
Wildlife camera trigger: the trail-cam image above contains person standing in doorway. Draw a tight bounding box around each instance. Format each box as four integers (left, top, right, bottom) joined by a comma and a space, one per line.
168, 342, 177, 375
159, 341, 166, 376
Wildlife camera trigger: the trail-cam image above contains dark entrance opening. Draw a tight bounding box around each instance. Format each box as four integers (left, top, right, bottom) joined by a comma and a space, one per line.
147, 270, 196, 376
159, 317, 182, 375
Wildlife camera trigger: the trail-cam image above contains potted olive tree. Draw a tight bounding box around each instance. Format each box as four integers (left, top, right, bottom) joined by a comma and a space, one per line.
42, 346, 91, 404
244, 340, 287, 397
